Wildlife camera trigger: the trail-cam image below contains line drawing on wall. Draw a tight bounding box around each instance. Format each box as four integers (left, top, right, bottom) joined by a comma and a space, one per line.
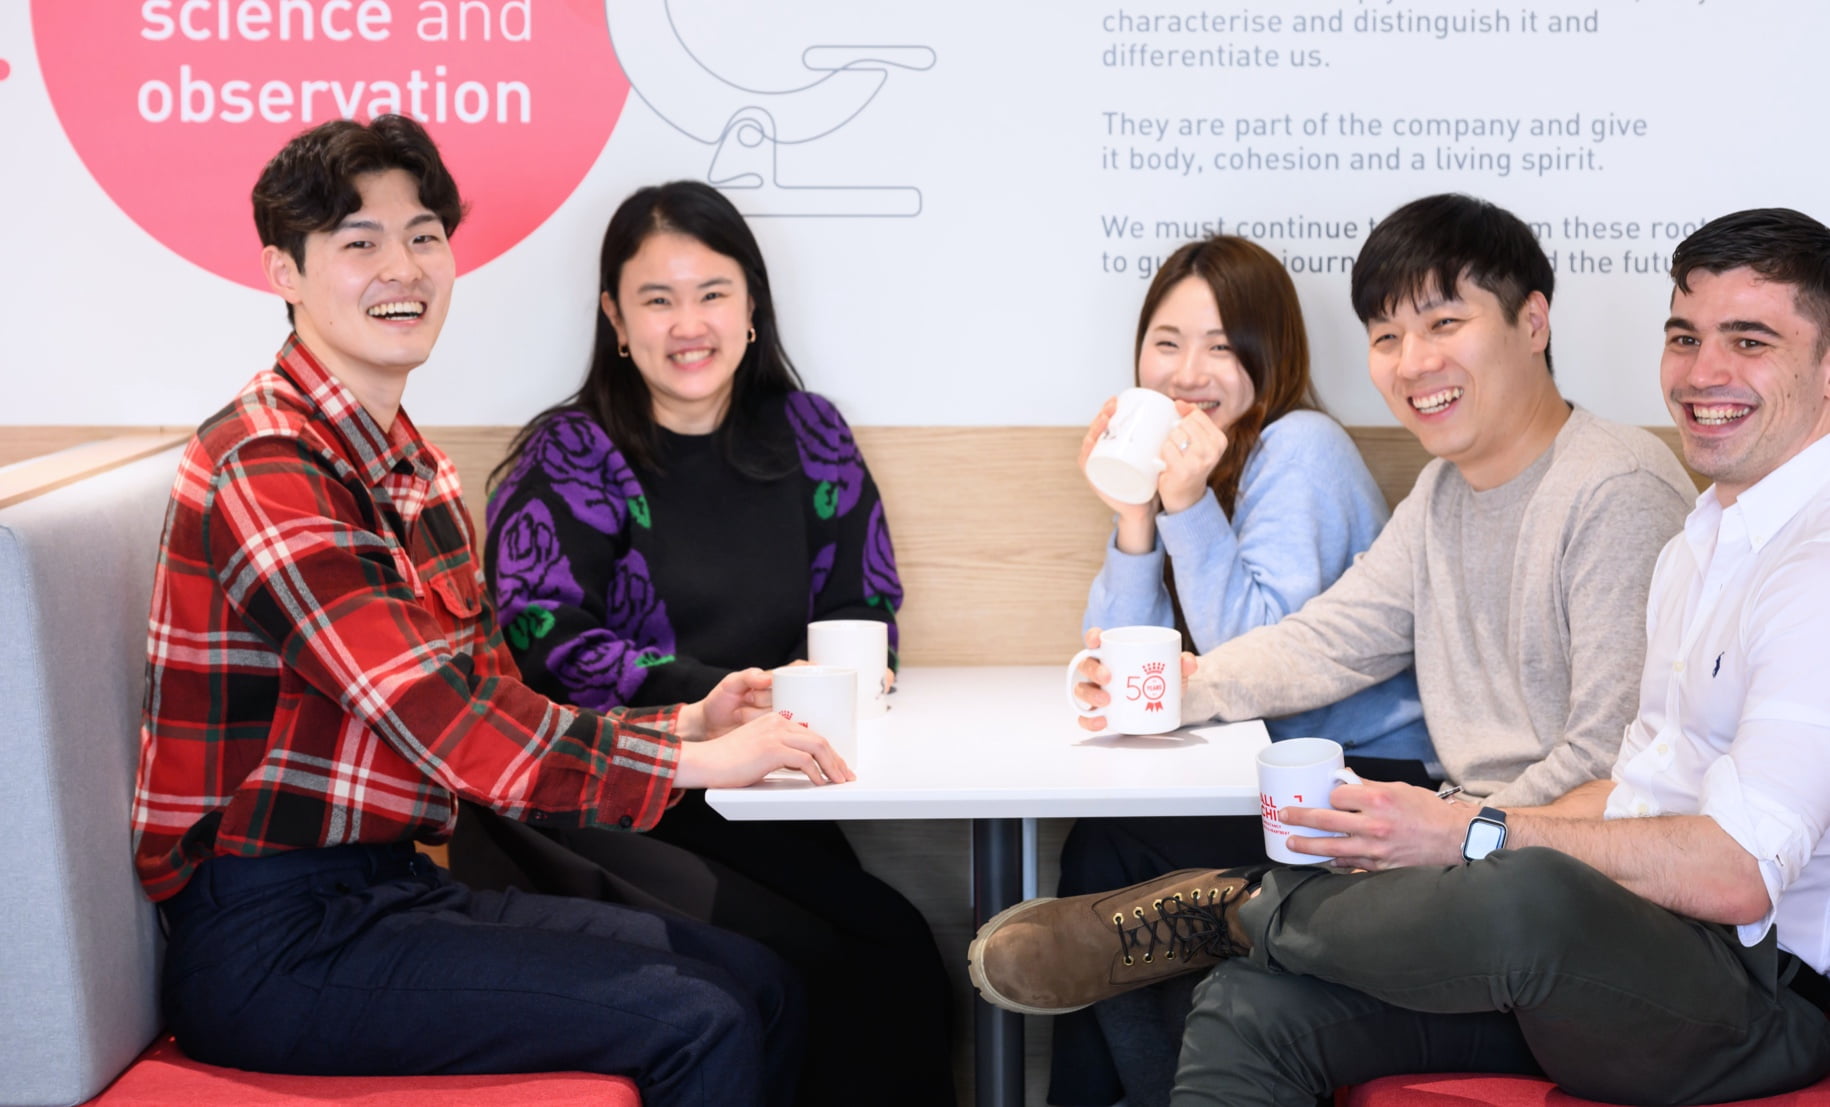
605, 0, 935, 217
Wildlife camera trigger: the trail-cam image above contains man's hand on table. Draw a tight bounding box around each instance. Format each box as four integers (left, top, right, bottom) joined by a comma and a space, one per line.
1072, 626, 1199, 733
674, 668, 855, 788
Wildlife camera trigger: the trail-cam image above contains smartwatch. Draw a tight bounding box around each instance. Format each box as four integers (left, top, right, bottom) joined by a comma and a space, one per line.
1462, 807, 1508, 862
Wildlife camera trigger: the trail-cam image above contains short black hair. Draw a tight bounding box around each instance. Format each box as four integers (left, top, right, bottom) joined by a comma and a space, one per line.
1352, 194, 1555, 372
1672, 208, 1830, 360
252, 115, 465, 313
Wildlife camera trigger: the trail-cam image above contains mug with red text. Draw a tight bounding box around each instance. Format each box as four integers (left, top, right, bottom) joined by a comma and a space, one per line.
1257, 738, 1361, 864
1065, 625, 1182, 735
771, 665, 858, 766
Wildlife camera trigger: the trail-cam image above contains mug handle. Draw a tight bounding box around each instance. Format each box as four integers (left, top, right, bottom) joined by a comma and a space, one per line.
1065, 647, 1104, 716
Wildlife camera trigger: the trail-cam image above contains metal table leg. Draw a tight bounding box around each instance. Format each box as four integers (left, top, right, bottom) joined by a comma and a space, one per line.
973, 817, 1024, 1107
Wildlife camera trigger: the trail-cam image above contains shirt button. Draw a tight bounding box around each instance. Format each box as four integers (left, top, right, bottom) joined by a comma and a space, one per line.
1634, 801, 1651, 815
1673, 661, 1686, 673
1656, 743, 1670, 755
618, 814, 635, 829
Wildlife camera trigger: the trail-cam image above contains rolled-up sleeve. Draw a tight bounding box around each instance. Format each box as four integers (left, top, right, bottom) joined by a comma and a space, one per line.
1702, 555, 1830, 944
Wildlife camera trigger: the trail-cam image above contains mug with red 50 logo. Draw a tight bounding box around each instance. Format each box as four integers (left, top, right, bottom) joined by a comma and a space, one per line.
1065, 625, 1183, 735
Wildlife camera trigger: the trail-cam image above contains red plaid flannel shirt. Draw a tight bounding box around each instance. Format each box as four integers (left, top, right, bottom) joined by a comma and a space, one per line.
132, 338, 681, 901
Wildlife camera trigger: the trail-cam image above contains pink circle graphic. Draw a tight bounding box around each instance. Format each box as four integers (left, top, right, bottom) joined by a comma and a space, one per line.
32, 1, 628, 289
0, 58, 12, 81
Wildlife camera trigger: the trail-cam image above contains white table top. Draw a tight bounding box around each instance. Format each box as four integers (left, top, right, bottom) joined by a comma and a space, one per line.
706, 665, 1269, 821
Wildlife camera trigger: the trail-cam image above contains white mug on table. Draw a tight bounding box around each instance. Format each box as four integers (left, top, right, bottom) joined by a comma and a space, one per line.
808, 619, 889, 718
770, 664, 859, 765
1066, 624, 1182, 735
1084, 387, 1180, 505
1257, 737, 1361, 864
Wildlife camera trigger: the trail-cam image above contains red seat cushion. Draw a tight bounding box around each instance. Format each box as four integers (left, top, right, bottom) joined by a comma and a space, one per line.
1343, 1073, 1830, 1107
86, 1035, 641, 1106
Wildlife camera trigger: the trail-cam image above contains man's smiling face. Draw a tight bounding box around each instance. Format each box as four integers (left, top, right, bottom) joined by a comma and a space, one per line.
1365, 276, 1553, 489
265, 167, 455, 392
1662, 267, 1830, 504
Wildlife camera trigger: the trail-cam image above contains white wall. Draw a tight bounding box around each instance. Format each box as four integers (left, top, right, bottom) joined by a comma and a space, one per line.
2, 0, 1822, 428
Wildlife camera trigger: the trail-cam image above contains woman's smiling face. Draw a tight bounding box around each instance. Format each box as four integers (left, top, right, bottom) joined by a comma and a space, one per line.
604, 231, 754, 434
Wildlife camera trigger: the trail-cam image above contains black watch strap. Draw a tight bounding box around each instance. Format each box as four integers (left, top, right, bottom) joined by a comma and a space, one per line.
1462, 806, 1508, 862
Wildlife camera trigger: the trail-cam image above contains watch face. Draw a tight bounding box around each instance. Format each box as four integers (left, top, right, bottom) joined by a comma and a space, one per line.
1464, 818, 1507, 861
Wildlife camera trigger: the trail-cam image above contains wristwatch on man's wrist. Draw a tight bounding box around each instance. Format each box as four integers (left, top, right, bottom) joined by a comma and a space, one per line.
1461, 807, 1508, 862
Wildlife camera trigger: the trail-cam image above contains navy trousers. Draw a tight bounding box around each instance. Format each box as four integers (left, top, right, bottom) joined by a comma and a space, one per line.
159, 843, 806, 1107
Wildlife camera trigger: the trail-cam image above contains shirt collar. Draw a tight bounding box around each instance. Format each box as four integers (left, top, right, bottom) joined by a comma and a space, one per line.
274, 335, 433, 487
1727, 432, 1830, 553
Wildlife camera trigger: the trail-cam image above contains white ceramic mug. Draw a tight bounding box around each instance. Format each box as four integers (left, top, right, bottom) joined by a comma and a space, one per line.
808, 619, 889, 718
1085, 387, 1180, 505
771, 664, 859, 766
1257, 738, 1362, 864
1065, 625, 1182, 735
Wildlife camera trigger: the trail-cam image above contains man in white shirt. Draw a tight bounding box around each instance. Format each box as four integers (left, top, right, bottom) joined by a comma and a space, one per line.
973, 207, 1830, 1105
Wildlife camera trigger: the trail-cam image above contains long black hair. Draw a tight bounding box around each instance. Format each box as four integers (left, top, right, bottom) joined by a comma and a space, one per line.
491, 180, 804, 490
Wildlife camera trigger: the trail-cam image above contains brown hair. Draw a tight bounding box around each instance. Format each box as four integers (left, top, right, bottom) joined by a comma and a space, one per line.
1135, 236, 1322, 516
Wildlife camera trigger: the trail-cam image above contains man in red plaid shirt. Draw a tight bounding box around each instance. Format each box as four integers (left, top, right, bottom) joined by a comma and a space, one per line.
129, 115, 848, 1107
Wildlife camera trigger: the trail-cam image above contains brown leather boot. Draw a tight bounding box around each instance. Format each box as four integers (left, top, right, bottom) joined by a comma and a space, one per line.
966, 866, 1267, 1015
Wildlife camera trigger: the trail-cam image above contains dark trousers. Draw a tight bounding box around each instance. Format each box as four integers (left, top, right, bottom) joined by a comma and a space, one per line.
1050, 757, 1436, 1106
159, 843, 805, 1107
452, 792, 957, 1106
1175, 848, 1830, 1106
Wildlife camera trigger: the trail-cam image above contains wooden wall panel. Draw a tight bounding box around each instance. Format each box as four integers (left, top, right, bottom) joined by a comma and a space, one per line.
2, 420, 1704, 670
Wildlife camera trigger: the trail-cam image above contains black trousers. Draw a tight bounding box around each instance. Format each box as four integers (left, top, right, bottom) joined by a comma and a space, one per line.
159, 843, 804, 1107
1176, 848, 1830, 1106
1049, 756, 1436, 1106
452, 793, 957, 1106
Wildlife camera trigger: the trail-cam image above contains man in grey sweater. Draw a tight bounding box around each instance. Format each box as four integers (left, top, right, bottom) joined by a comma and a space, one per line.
974, 194, 1696, 1104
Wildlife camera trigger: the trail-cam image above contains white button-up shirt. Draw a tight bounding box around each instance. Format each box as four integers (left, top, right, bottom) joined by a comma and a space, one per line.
1607, 433, 1830, 972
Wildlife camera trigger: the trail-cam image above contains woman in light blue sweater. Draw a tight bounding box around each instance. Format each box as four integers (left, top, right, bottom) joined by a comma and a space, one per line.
1053, 236, 1433, 1107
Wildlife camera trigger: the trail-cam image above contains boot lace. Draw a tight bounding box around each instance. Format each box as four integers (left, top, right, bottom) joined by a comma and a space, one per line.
1112, 882, 1247, 967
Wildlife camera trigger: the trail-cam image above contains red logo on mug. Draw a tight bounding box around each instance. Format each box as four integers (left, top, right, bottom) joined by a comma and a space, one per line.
1129, 660, 1167, 712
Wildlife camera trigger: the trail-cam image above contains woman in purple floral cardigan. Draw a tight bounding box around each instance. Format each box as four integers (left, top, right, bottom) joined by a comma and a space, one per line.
451, 182, 952, 1105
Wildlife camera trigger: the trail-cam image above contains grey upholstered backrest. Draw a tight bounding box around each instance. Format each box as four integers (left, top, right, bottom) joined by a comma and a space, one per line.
0, 447, 182, 1107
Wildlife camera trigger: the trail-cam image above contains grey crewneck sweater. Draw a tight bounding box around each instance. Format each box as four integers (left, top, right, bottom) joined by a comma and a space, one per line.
1184, 407, 1695, 805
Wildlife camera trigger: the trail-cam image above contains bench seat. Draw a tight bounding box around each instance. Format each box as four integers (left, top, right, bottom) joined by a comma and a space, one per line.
1345, 1073, 1830, 1107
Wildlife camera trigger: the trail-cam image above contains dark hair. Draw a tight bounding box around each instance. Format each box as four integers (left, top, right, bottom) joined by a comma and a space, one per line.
1135, 236, 1321, 517
492, 181, 803, 489
1672, 208, 1830, 361
1351, 193, 1555, 373
252, 115, 465, 320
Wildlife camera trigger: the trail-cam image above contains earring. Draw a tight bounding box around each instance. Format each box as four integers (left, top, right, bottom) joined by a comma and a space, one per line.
618, 344, 629, 358
747, 326, 757, 344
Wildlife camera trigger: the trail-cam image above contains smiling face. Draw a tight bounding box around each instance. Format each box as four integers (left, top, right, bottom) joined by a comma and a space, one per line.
1366, 278, 1564, 489
604, 231, 754, 434
1136, 276, 1257, 433
263, 168, 454, 408
1662, 267, 1830, 505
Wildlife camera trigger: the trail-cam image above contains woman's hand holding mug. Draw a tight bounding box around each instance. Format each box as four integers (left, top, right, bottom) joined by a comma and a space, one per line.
1069, 626, 1200, 734
1080, 397, 1158, 551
